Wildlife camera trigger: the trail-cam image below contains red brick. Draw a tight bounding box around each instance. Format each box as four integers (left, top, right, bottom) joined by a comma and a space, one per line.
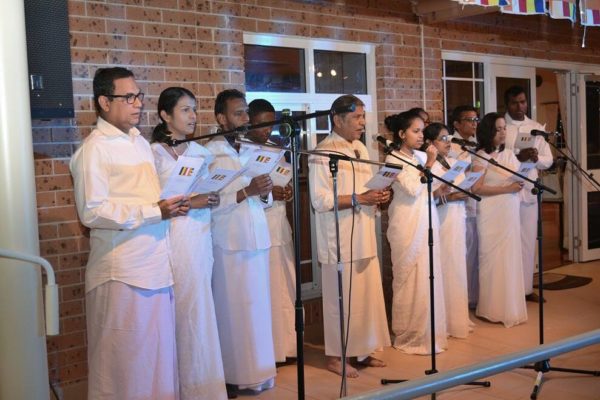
37, 192, 57, 208
39, 224, 59, 240
71, 48, 107, 64
56, 269, 82, 286
127, 36, 163, 52
125, 6, 162, 22
58, 299, 84, 318
58, 221, 87, 238
162, 10, 198, 26
163, 38, 196, 54
146, 52, 181, 67
40, 238, 80, 257
59, 253, 89, 270
106, 19, 144, 36
86, 2, 126, 19
145, 23, 180, 38
35, 159, 54, 176
33, 144, 74, 159
107, 49, 145, 65
87, 33, 127, 50
61, 283, 85, 302
38, 206, 78, 224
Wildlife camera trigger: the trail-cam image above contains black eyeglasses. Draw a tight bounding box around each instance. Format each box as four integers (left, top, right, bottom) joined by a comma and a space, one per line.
461, 117, 479, 123
105, 92, 145, 104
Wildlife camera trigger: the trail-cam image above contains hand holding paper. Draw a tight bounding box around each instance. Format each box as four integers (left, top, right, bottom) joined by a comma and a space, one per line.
365, 166, 400, 190
160, 156, 206, 199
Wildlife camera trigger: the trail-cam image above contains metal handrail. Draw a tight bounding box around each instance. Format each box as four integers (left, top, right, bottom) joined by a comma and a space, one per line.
0, 248, 59, 335
344, 328, 600, 400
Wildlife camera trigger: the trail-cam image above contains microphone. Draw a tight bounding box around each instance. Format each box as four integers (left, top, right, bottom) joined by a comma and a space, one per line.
450, 137, 477, 148
530, 129, 560, 139
374, 135, 400, 151
331, 103, 356, 115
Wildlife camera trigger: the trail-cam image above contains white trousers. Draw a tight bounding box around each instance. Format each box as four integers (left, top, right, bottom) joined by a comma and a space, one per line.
521, 202, 537, 295
86, 281, 178, 400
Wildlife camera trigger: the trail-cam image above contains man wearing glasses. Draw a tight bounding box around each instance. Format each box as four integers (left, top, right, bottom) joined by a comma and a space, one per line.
450, 105, 480, 309
70, 67, 187, 399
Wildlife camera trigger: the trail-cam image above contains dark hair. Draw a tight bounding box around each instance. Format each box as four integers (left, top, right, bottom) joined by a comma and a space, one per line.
420, 122, 449, 152
450, 105, 478, 132
384, 111, 423, 145
407, 107, 429, 122
329, 94, 365, 127
93, 67, 134, 113
248, 98, 275, 119
151, 87, 196, 144
504, 85, 527, 106
214, 89, 245, 116
476, 112, 505, 154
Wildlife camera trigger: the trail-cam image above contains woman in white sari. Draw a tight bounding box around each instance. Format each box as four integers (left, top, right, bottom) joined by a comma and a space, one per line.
425, 123, 472, 339
150, 87, 227, 400
385, 111, 447, 355
471, 113, 528, 328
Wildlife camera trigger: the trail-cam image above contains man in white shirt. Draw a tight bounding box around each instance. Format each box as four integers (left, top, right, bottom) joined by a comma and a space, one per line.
503, 86, 553, 303
450, 105, 480, 309
309, 95, 391, 378
247, 99, 297, 364
70, 67, 187, 399
206, 89, 277, 396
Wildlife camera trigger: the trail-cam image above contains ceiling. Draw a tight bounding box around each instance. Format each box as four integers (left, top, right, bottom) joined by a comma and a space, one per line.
410, 0, 501, 24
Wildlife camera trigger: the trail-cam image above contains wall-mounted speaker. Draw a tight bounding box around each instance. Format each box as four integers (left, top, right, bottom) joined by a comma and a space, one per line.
24, 0, 74, 119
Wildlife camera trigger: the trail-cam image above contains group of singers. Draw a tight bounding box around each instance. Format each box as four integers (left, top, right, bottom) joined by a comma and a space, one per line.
69, 67, 551, 400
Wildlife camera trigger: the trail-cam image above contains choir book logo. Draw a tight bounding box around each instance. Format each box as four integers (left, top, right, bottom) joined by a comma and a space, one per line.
275, 166, 290, 175
178, 166, 195, 177
211, 174, 226, 181
381, 171, 397, 178
255, 155, 272, 163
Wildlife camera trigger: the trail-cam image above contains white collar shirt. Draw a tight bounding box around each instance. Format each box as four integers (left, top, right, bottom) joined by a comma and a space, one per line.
205, 136, 271, 251
70, 117, 171, 293
308, 131, 377, 264
504, 113, 554, 204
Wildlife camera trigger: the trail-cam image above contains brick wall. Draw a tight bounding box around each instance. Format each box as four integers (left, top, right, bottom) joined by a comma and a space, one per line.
35, 0, 600, 392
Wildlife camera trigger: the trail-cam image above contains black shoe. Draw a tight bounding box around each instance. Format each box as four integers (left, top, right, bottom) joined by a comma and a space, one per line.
226, 384, 238, 399
526, 292, 546, 303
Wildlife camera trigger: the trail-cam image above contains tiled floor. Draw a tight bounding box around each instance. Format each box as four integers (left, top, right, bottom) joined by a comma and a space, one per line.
242, 262, 600, 399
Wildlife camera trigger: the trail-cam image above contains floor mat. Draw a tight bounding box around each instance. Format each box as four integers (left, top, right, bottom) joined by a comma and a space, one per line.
533, 273, 593, 290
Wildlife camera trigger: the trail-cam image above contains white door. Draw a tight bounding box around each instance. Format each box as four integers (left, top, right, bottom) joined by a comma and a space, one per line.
485, 64, 537, 119
573, 75, 600, 261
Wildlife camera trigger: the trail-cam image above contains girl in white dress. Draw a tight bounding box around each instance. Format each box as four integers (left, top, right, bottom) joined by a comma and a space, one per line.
150, 87, 227, 400
424, 123, 472, 339
384, 111, 448, 355
471, 113, 528, 328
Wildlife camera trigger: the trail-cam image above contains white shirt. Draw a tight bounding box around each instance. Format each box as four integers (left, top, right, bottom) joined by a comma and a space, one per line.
70, 117, 172, 293
504, 114, 553, 204
309, 132, 377, 264
205, 136, 272, 251
450, 131, 477, 217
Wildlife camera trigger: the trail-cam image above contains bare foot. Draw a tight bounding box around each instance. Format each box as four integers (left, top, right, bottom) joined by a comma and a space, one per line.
357, 356, 386, 368
327, 357, 359, 378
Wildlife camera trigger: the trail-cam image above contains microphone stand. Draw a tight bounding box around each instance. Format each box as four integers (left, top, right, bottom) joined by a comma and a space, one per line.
459, 146, 599, 399
543, 136, 600, 192
514, 138, 600, 399
239, 139, 402, 398
378, 143, 489, 398
169, 103, 384, 400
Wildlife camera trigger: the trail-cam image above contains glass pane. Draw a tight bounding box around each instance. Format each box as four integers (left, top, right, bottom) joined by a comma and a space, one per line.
585, 81, 600, 169
316, 114, 330, 131
444, 60, 472, 78
475, 81, 484, 115
588, 192, 600, 249
244, 44, 306, 92
495, 77, 531, 117
314, 50, 367, 94
474, 62, 484, 79
444, 80, 474, 124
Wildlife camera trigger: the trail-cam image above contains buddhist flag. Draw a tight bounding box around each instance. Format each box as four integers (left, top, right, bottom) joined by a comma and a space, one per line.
502, 0, 547, 14
453, 0, 510, 5
581, 0, 600, 25
549, 0, 577, 21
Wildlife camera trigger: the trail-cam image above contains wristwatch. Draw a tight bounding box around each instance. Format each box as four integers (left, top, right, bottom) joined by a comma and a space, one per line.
351, 193, 362, 213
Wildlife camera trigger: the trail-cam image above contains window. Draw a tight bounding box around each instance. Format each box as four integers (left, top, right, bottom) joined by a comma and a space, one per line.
314, 50, 367, 94
442, 60, 484, 123
243, 33, 378, 299
244, 44, 305, 92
